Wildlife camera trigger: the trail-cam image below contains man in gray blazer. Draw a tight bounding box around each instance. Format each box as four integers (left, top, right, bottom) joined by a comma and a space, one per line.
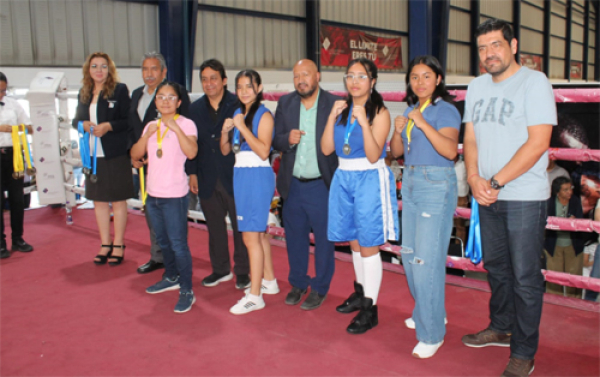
273, 59, 339, 310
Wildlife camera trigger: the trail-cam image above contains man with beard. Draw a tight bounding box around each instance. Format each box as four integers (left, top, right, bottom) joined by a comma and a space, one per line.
273, 59, 339, 310
461, 19, 556, 377
129, 52, 190, 274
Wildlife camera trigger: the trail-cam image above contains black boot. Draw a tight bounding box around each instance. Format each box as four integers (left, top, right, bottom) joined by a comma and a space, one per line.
346, 297, 378, 334
336, 281, 364, 313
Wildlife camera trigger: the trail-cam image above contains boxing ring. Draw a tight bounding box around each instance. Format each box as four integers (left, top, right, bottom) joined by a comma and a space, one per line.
2, 78, 599, 377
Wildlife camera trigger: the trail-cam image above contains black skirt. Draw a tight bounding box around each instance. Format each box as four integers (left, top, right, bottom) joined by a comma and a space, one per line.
85, 155, 134, 202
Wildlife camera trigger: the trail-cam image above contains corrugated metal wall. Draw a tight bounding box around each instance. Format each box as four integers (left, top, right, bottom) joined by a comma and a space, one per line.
194, 12, 306, 69
448, 0, 471, 75
0, 0, 159, 67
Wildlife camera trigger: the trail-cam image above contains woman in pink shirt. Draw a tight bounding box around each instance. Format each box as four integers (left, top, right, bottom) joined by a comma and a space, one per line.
131, 81, 198, 314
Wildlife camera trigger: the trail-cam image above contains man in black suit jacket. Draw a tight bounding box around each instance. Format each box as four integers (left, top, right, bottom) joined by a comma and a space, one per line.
273, 59, 339, 310
185, 59, 249, 289
129, 52, 190, 274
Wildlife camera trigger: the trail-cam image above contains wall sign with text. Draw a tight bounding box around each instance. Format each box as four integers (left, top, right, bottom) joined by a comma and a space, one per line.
320, 25, 402, 70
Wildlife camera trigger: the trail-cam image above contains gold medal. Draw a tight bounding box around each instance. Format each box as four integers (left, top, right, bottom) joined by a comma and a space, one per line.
156, 149, 163, 158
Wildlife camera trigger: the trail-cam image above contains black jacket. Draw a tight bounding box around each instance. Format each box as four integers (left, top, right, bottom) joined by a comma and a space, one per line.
545, 195, 585, 256
272, 89, 340, 200
128, 83, 191, 149
185, 91, 238, 199
72, 83, 131, 159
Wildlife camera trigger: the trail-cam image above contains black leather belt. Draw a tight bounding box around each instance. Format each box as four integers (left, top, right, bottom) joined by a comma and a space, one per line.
296, 176, 321, 183
0, 147, 13, 154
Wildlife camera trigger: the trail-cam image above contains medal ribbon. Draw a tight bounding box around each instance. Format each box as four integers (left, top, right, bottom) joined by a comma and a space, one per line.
19, 125, 34, 171
156, 114, 179, 152
23, 126, 35, 170
139, 166, 147, 205
90, 126, 98, 176
232, 128, 241, 149
406, 99, 431, 146
344, 105, 359, 148
11, 126, 24, 174
77, 121, 91, 171
465, 197, 483, 264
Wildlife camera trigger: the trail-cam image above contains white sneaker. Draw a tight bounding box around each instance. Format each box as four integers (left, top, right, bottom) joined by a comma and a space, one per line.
412, 340, 444, 359
245, 279, 280, 295
405, 317, 448, 330
229, 294, 265, 315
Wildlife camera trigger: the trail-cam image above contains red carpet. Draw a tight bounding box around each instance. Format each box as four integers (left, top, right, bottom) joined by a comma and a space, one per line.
1, 207, 598, 376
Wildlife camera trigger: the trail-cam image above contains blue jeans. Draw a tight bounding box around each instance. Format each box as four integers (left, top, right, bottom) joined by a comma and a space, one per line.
401, 166, 457, 344
479, 200, 546, 360
584, 244, 600, 301
145, 195, 193, 291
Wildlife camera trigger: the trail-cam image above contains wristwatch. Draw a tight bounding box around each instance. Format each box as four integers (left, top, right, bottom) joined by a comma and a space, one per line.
490, 176, 505, 190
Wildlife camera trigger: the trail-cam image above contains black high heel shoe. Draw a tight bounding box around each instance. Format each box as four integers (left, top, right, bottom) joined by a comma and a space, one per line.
108, 245, 126, 266
93, 244, 113, 265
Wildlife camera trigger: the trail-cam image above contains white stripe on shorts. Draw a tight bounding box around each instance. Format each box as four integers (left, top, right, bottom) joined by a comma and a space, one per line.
378, 165, 396, 241
235, 151, 271, 168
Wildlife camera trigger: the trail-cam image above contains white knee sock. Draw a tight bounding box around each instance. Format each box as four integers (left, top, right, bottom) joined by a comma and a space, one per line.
352, 250, 365, 286
362, 253, 383, 304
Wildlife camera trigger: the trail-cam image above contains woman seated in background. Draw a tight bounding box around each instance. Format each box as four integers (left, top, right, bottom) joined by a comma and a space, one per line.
72, 52, 132, 266
544, 176, 584, 298
131, 81, 198, 313
321, 58, 398, 335
220, 70, 278, 315
389, 55, 460, 358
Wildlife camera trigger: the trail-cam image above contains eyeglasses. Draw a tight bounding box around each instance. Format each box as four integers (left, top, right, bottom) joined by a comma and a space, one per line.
156, 94, 178, 102
344, 74, 370, 82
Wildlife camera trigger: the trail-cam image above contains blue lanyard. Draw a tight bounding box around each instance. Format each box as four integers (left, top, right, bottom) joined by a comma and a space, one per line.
77, 121, 91, 171
465, 197, 482, 264
90, 126, 98, 176
344, 106, 359, 147
232, 128, 241, 147
24, 127, 35, 169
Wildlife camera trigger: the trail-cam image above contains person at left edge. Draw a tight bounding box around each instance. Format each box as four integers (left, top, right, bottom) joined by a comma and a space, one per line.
129, 51, 191, 274
132, 81, 198, 313
186, 59, 250, 289
72, 52, 134, 266
0, 72, 34, 259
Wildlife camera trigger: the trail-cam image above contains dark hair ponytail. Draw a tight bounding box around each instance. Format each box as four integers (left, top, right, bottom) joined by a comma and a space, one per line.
339, 58, 386, 126
233, 69, 263, 143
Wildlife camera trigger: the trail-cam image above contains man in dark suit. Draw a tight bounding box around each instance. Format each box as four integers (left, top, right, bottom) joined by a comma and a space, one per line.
273, 59, 339, 310
186, 59, 250, 289
129, 52, 190, 274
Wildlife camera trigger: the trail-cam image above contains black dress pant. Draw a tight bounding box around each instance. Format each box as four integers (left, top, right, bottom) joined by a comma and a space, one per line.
1, 148, 25, 244
199, 178, 249, 276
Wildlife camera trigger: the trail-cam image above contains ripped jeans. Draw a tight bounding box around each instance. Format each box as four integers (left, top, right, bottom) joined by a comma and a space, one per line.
400, 166, 457, 344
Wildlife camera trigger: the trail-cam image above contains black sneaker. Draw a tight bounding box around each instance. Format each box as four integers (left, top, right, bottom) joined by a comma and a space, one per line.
201, 272, 234, 287
285, 286, 307, 305
235, 274, 251, 290
0, 241, 9, 259
11, 238, 33, 252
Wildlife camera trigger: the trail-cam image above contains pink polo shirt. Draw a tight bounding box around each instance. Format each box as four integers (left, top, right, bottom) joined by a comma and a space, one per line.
144, 115, 197, 198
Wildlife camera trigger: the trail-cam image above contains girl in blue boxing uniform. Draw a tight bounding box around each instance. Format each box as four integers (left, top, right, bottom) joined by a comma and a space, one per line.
321, 58, 399, 334
390, 55, 460, 358
221, 70, 278, 315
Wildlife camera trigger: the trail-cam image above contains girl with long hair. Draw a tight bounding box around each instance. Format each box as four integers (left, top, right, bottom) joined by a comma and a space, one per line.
131, 81, 198, 313
221, 70, 278, 315
72, 52, 132, 266
321, 58, 399, 334
390, 55, 461, 358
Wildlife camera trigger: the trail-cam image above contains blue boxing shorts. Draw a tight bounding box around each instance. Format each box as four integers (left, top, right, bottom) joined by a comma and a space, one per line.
328, 158, 399, 247
233, 151, 275, 232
